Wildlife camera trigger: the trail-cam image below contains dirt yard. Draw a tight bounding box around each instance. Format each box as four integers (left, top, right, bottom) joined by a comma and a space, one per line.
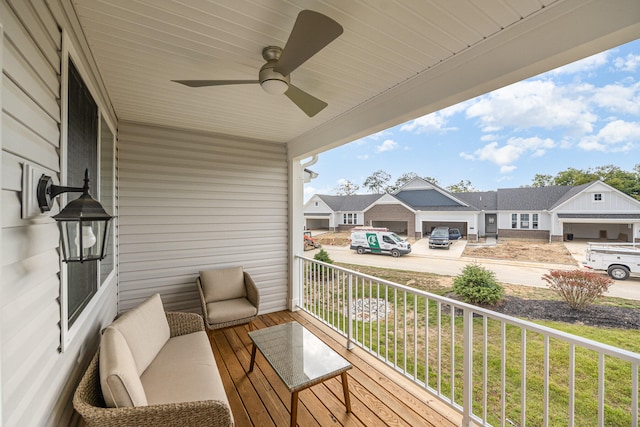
462, 240, 577, 265
312, 231, 352, 246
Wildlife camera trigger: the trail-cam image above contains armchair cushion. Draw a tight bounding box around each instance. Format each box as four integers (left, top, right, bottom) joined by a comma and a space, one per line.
205, 298, 259, 325
200, 266, 246, 302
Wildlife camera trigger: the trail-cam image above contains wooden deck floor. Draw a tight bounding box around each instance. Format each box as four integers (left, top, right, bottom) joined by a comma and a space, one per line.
208, 310, 459, 427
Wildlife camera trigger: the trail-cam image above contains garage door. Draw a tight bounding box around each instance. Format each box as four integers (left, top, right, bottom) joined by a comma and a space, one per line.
306, 218, 329, 230
372, 221, 408, 236
423, 221, 468, 237
563, 223, 633, 241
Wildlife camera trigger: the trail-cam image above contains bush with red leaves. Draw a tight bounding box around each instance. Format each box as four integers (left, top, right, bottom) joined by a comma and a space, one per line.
542, 269, 613, 311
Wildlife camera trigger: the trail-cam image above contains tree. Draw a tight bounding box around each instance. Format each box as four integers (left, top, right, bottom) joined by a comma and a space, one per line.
531, 174, 554, 187
364, 170, 392, 194
335, 180, 360, 195
530, 164, 640, 200
446, 179, 477, 193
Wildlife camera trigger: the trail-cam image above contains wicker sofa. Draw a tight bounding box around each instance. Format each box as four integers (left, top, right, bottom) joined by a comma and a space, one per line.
73, 294, 233, 426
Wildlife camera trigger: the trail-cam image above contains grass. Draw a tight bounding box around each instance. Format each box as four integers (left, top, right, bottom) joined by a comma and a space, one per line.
303, 262, 640, 427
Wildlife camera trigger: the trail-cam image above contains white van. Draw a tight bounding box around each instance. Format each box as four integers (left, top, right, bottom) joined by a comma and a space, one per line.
349, 227, 411, 257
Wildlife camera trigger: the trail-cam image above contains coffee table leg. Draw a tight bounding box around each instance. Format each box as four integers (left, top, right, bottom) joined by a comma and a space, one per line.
291, 391, 299, 427
249, 344, 257, 372
341, 372, 351, 413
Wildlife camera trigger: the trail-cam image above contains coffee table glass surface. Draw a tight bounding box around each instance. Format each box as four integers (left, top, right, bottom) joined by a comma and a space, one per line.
248, 321, 351, 391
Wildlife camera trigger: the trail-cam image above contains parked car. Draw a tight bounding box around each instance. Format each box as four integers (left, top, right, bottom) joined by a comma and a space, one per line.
448, 228, 462, 240
429, 226, 451, 249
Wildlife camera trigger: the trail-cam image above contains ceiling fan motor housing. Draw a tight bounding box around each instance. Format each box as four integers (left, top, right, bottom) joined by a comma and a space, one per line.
259, 46, 290, 94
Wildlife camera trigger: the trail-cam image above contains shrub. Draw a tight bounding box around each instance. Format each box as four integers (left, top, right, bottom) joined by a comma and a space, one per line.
313, 249, 333, 264
453, 263, 504, 305
542, 269, 613, 310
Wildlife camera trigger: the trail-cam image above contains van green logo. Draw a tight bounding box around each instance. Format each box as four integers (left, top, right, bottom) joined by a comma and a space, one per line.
366, 233, 380, 249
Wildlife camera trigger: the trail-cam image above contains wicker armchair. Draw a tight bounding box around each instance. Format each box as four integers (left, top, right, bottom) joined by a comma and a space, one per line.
72, 312, 233, 427
196, 266, 260, 330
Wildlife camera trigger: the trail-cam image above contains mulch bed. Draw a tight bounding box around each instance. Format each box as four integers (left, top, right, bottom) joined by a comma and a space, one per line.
488, 296, 640, 330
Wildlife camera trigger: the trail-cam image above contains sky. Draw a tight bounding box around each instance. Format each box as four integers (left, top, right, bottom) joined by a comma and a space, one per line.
304, 38, 640, 202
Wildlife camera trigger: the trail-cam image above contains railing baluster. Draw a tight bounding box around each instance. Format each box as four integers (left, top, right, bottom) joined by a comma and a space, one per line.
347, 273, 353, 350
369, 279, 373, 351
425, 295, 429, 389
437, 300, 442, 396
414, 293, 418, 381
544, 336, 549, 427
501, 322, 506, 427
483, 316, 488, 424
404, 290, 407, 374
598, 352, 605, 427
450, 302, 455, 403
394, 288, 398, 369
462, 309, 473, 427
633, 362, 638, 427
569, 343, 575, 427
521, 329, 527, 427
385, 284, 389, 363
377, 281, 381, 359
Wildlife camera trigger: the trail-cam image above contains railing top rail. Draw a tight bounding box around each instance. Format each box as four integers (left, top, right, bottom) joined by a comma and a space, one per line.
297, 255, 640, 363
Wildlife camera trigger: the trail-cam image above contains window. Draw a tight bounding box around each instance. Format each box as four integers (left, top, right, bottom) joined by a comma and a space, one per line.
511, 213, 517, 229
61, 36, 116, 351
314, 201, 319, 206
594, 193, 603, 202
520, 213, 530, 229
532, 214, 539, 230
343, 213, 357, 224
67, 58, 99, 327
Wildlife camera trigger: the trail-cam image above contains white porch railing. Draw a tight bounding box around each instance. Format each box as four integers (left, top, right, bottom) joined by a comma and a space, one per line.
296, 256, 640, 427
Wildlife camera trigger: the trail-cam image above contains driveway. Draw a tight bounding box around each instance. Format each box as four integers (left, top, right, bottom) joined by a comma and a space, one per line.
310, 242, 640, 300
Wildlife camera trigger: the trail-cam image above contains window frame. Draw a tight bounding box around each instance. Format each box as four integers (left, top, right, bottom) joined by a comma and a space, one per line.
60, 33, 117, 352
593, 193, 603, 202
511, 213, 540, 230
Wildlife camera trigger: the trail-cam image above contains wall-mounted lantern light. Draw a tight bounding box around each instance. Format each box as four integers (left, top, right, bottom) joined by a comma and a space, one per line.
37, 169, 113, 263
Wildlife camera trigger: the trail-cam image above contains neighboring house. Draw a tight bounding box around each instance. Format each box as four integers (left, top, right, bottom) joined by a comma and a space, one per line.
304, 194, 383, 231
306, 178, 640, 242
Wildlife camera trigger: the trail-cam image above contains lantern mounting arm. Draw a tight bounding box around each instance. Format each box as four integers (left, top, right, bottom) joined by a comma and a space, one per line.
37, 169, 91, 213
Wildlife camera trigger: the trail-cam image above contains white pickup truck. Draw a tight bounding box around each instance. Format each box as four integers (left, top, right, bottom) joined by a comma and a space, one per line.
583, 242, 640, 280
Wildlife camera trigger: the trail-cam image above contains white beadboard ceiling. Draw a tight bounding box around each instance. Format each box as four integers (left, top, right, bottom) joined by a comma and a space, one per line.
71, 0, 640, 157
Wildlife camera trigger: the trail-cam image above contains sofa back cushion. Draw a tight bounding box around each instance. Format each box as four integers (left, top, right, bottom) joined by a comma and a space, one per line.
99, 293, 170, 407
108, 293, 170, 375
100, 327, 148, 407
200, 266, 247, 302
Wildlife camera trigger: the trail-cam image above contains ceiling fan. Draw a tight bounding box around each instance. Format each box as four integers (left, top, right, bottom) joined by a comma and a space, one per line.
172, 10, 343, 117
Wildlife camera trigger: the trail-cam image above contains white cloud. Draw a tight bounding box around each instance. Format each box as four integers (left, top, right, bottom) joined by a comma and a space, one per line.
466, 80, 597, 136
375, 139, 398, 152
578, 120, 640, 152
460, 137, 555, 172
592, 81, 640, 115
549, 51, 609, 75
614, 54, 640, 72
400, 101, 469, 134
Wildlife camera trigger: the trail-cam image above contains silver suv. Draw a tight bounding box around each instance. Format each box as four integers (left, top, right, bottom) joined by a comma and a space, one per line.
428, 226, 451, 249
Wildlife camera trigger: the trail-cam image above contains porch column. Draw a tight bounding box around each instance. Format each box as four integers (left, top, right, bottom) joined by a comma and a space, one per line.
288, 158, 305, 311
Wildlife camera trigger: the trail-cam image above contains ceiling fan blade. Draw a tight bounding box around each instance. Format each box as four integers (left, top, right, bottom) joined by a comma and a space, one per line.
172, 80, 259, 87
284, 84, 328, 117
275, 10, 343, 76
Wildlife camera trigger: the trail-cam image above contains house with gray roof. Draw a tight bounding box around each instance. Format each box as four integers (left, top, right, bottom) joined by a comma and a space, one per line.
304, 194, 384, 231
305, 178, 640, 242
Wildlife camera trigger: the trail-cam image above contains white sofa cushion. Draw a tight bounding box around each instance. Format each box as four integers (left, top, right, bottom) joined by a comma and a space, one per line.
200, 267, 247, 302
108, 293, 170, 375
99, 293, 170, 408
99, 327, 148, 408
141, 331, 230, 410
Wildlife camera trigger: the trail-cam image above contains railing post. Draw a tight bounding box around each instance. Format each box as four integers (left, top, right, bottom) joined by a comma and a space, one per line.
347, 273, 354, 350
462, 309, 473, 427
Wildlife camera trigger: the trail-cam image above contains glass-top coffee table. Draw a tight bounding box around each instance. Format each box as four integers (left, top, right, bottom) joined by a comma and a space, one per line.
248, 321, 352, 427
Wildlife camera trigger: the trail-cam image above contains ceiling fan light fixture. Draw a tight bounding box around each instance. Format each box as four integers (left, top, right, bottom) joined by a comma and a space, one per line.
261, 78, 289, 95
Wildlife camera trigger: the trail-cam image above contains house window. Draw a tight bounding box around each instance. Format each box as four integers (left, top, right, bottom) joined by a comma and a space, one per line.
511, 213, 517, 229
520, 213, 530, 229
343, 213, 357, 224
67, 58, 99, 327
594, 193, 603, 202
314, 201, 319, 206
532, 214, 539, 230
61, 42, 116, 351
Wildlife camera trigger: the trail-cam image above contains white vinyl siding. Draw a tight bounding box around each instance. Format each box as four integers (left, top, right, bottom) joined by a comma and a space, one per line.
1, 2, 117, 426
117, 122, 288, 314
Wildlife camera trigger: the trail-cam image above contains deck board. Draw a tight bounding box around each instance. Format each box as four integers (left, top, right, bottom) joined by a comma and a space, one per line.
209, 310, 459, 427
